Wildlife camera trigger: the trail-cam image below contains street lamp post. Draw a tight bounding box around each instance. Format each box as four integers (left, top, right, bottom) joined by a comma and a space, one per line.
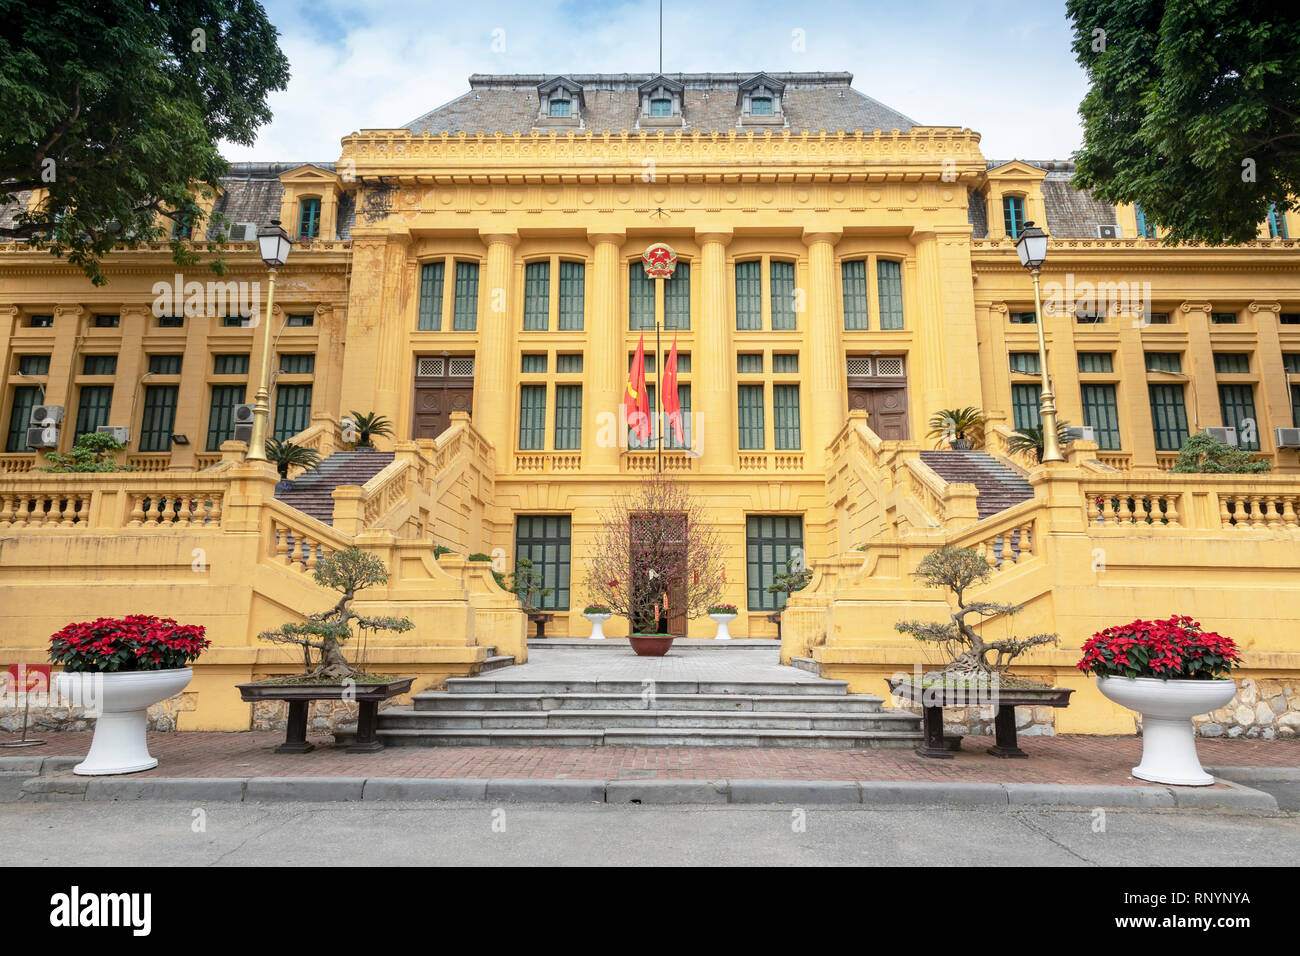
246, 220, 293, 462
1014, 222, 1064, 464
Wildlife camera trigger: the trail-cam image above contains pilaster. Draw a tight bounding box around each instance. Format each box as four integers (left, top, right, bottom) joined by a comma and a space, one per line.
587, 232, 625, 473
802, 230, 844, 463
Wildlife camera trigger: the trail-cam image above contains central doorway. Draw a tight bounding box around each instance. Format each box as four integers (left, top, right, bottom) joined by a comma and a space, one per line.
630, 511, 688, 635
846, 355, 909, 439
412, 355, 474, 440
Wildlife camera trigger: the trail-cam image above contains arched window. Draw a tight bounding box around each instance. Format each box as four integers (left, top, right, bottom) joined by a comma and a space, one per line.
1002, 195, 1025, 239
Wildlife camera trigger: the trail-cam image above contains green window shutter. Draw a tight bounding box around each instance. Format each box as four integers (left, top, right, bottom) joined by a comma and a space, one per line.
629, 384, 657, 449
205, 384, 246, 451
83, 354, 118, 376
1003, 196, 1025, 238
772, 354, 798, 374
298, 198, 321, 239
518, 384, 546, 450
665, 383, 691, 449
1009, 311, 1037, 325
272, 384, 312, 441
650, 98, 672, 116
735, 260, 761, 330
558, 261, 585, 330
521, 354, 547, 373
213, 354, 249, 375
773, 384, 801, 450
738, 384, 765, 449
279, 353, 315, 374
1268, 204, 1288, 239
524, 261, 550, 330
841, 259, 869, 330
665, 262, 690, 330
1081, 384, 1121, 450
1009, 352, 1040, 374
74, 386, 114, 442
18, 355, 50, 376
1145, 352, 1182, 373
453, 261, 479, 331
514, 515, 571, 611
1292, 384, 1300, 427
6, 386, 41, 451
1135, 203, 1156, 238
629, 264, 655, 330
877, 260, 904, 329
554, 384, 582, 450
418, 262, 445, 331
770, 261, 796, 330
139, 385, 179, 451
1283, 354, 1300, 375
1218, 384, 1259, 450
1149, 384, 1189, 451
148, 355, 182, 375
737, 353, 762, 373
745, 515, 803, 611
1078, 352, 1114, 373
751, 97, 774, 115
1011, 383, 1042, 431
1213, 353, 1250, 374
557, 354, 583, 373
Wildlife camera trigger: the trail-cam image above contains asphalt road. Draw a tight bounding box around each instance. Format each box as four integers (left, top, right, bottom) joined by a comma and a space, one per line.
3, 801, 1297, 866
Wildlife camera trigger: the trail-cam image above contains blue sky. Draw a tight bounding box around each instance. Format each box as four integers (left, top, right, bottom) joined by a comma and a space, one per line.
226, 0, 1089, 162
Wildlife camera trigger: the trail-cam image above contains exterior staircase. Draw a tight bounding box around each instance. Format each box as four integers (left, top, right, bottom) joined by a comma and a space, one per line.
274, 448, 395, 524
919, 450, 1035, 519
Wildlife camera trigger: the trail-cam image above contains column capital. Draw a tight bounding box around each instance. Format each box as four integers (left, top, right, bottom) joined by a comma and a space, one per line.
801, 230, 841, 247
695, 229, 733, 246
587, 231, 626, 246
1180, 300, 1212, 315
1249, 300, 1281, 315
481, 232, 520, 248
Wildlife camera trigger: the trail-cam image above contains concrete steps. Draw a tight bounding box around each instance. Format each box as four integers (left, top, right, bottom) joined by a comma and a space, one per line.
274, 449, 395, 524
919, 450, 1035, 518
411, 692, 887, 713
372, 727, 925, 749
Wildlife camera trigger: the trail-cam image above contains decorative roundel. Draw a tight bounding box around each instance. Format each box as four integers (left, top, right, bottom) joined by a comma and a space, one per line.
641, 242, 678, 279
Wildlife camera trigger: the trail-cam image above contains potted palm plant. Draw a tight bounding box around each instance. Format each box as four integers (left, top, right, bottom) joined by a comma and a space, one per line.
266, 438, 321, 491
926, 407, 986, 450
1002, 420, 1075, 463
344, 410, 394, 450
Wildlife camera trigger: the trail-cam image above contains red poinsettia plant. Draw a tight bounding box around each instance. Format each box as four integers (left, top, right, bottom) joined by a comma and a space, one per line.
49, 616, 210, 672
1077, 616, 1242, 681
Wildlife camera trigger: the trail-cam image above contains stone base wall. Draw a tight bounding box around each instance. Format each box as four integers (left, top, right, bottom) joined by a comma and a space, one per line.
1190, 679, 1299, 739
250, 697, 403, 733
0, 691, 196, 733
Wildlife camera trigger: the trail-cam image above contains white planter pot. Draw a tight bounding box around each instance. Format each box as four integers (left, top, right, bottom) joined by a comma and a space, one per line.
709, 613, 738, 641
1095, 676, 1236, 786
54, 668, 193, 776
583, 613, 612, 640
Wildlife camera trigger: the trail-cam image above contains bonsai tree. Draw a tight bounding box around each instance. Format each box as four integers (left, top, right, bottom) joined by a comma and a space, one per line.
1171, 432, 1271, 474
1002, 420, 1075, 463
265, 438, 321, 480
40, 432, 126, 472
894, 545, 1057, 678
766, 555, 812, 611
257, 547, 413, 681
501, 557, 552, 616
583, 474, 727, 634
926, 407, 986, 449
344, 410, 393, 449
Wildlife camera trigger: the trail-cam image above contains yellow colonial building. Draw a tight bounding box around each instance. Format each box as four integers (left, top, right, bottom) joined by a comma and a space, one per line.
2, 72, 1298, 737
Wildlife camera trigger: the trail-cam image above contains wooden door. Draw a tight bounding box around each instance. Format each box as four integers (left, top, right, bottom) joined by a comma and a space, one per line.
847, 355, 909, 440
412, 356, 474, 440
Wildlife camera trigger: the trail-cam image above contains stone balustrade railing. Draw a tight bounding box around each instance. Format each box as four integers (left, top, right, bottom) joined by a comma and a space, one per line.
1081, 474, 1300, 532
0, 472, 231, 530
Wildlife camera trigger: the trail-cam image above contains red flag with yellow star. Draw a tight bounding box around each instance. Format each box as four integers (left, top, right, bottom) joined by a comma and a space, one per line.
662, 334, 684, 444
624, 334, 650, 442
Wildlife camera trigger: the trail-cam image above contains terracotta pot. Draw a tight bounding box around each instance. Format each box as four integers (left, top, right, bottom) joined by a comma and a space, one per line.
628, 633, 675, 657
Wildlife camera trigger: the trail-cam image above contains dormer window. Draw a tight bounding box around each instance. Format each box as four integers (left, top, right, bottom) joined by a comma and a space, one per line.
637, 75, 684, 124
536, 76, 584, 126
750, 96, 773, 115
737, 72, 785, 124
298, 197, 321, 240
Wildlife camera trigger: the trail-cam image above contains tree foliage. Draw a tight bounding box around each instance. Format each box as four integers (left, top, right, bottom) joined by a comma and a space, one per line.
1067, 0, 1300, 243
895, 546, 1057, 675
266, 438, 321, 480
0, 0, 290, 283
344, 410, 394, 448
1170, 431, 1272, 473
1002, 420, 1076, 463
40, 432, 127, 472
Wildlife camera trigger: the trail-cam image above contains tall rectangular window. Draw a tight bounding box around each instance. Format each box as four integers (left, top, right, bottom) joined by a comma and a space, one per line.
279, 353, 315, 374
1268, 204, 1288, 239
735, 260, 761, 330
773, 384, 801, 450
206, 384, 245, 451
629, 264, 655, 330
1011, 383, 1042, 431
1149, 384, 1189, 452
298, 198, 321, 239
1145, 352, 1182, 373
770, 261, 796, 330
738, 384, 765, 449
1218, 384, 1259, 450
514, 515, 571, 611
523, 261, 550, 331
74, 386, 114, 441
1135, 203, 1156, 238
5, 386, 41, 451
1292, 384, 1300, 428
1077, 352, 1114, 373
452, 261, 479, 331
18, 355, 50, 376
841, 259, 869, 330
148, 355, 182, 375
1009, 352, 1040, 374
1081, 384, 1121, 450
665, 384, 691, 449
664, 262, 690, 330
1003, 195, 1026, 238
418, 261, 444, 330
877, 260, 904, 329
746, 515, 803, 612
518, 384, 546, 450
139, 385, 179, 452
83, 355, 117, 376
554, 384, 582, 450
272, 384, 312, 441
213, 354, 249, 375
1213, 353, 1251, 374
558, 261, 585, 330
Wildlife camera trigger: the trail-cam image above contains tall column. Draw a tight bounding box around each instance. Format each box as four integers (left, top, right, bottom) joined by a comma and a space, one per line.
1181, 301, 1220, 431
169, 312, 212, 469
802, 231, 845, 464
587, 232, 624, 473
1251, 301, 1289, 458
476, 232, 519, 473
697, 231, 735, 470
339, 232, 410, 429
1116, 315, 1157, 469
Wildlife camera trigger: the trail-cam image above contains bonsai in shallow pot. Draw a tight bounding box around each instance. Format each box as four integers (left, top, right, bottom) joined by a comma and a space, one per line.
50, 615, 210, 775
582, 605, 612, 640
1079, 616, 1242, 786
707, 604, 739, 641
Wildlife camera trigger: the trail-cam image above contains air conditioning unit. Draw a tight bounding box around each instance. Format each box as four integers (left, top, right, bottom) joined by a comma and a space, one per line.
1274, 427, 1300, 448
30, 405, 64, 426
1096, 225, 1119, 239
26, 426, 59, 448
1064, 425, 1095, 442
1204, 426, 1238, 446
233, 403, 255, 442
95, 425, 130, 444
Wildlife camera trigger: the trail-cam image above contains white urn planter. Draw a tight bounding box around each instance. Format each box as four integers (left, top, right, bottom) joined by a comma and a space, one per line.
1096, 676, 1237, 786
583, 613, 612, 640
54, 668, 193, 776
709, 613, 738, 641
